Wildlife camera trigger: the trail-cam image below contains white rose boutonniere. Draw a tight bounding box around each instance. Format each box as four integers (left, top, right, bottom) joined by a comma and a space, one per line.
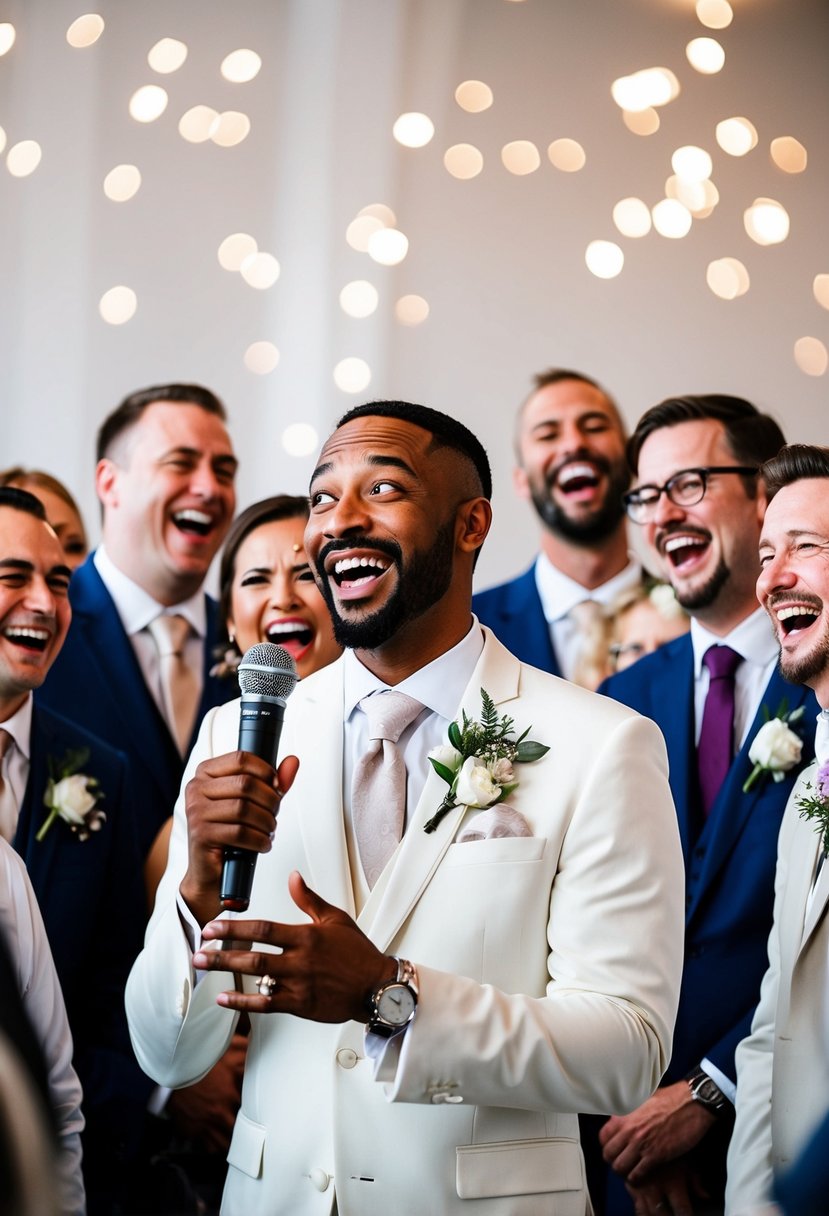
742, 703, 805, 794
423, 689, 548, 833
37, 748, 106, 842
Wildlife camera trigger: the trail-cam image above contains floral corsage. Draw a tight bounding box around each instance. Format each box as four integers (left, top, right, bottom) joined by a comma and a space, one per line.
423, 689, 549, 834
742, 702, 805, 794
37, 748, 106, 842
796, 761, 829, 857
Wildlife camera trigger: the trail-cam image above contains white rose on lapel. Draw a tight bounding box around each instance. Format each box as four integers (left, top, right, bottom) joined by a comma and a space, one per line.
743, 704, 805, 793
51, 774, 97, 822
429, 744, 463, 773
455, 757, 501, 808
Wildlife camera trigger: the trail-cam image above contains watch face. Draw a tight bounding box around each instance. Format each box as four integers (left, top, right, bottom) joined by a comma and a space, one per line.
377, 983, 416, 1026
696, 1078, 719, 1103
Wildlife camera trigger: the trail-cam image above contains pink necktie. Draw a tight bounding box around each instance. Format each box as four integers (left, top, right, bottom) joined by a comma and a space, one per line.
697, 645, 742, 817
148, 615, 200, 755
0, 730, 16, 842
352, 691, 424, 888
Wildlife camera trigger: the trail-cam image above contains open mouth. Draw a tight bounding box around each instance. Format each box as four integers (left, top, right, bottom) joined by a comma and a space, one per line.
172, 508, 214, 538
331, 555, 391, 593
3, 626, 50, 653
556, 462, 601, 496
662, 533, 710, 570
266, 619, 314, 657
776, 604, 821, 636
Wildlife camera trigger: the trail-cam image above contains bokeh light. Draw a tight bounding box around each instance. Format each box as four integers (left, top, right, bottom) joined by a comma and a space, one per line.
716, 117, 758, 157
392, 113, 435, 148
502, 140, 540, 175
66, 14, 104, 48
547, 139, 586, 172
0, 23, 16, 55
103, 164, 141, 202
148, 38, 187, 73
813, 275, 829, 311
333, 358, 371, 394
652, 198, 692, 238
218, 233, 258, 271
339, 280, 379, 318
221, 49, 262, 83
367, 228, 409, 266
696, 0, 733, 29
244, 342, 280, 374
706, 258, 750, 299
455, 81, 493, 113
585, 241, 624, 279
99, 286, 137, 325
240, 252, 280, 289
686, 37, 725, 73
6, 141, 42, 177
770, 136, 807, 174
623, 108, 660, 136
611, 68, 679, 112
444, 144, 484, 179
211, 111, 251, 147
744, 198, 790, 245
395, 295, 430, 326
179, 106, 220, 143
129, 85, 168, 123
613, 197, 651, 238
794, 337, 828, 377
672, 145, 713, 182
282, 424, 319, 457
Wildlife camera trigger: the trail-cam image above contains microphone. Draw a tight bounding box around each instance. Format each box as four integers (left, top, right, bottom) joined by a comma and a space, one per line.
220, 642, 298, 912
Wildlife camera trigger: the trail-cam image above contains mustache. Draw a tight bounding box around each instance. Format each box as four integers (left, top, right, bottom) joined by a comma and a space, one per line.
764, 591, 823, 614
315, 535, 402, 574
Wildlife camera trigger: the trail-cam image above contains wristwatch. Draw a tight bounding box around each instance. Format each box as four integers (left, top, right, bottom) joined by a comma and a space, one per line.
686, 1067, 727, 1116
366, 958, 419, 1038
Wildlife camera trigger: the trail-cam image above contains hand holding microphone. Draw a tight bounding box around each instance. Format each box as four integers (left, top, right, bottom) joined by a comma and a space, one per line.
220, 642, 298, 912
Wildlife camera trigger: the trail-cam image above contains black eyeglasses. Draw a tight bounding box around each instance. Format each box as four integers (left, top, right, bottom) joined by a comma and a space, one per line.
623, 466, 758, 524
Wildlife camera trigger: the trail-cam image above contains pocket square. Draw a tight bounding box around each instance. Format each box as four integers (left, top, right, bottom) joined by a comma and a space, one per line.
456, 805, 533, 842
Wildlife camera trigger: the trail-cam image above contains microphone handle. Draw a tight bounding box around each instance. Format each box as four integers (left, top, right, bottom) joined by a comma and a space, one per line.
220, 699, 285, 912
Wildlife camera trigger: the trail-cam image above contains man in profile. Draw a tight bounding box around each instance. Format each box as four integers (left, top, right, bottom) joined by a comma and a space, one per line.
473, 368, 641, 687
127, 399, 684, 1215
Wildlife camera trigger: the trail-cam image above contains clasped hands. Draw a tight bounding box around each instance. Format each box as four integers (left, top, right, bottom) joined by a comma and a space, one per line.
599, 1081, 715, 1216
182, 750, 395, 1024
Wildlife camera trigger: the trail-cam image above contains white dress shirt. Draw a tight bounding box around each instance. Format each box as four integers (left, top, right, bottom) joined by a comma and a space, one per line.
534, 553, 642, 681
94, 546, 206, 734
0, 697, 32, 842
0, 836, 85, 1214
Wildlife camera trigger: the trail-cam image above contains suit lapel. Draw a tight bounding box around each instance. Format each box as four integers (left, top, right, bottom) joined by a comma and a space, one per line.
509, 570, 560, 677
687, 670, 815, 924
293, 662, 355, 918
653, 640, 697, 865
800, 838, 829, 952
359, 632, 521, 952
15, 711, 61, 894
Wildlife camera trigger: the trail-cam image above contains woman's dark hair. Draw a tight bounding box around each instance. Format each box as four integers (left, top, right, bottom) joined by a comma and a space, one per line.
218, 495, 310, 647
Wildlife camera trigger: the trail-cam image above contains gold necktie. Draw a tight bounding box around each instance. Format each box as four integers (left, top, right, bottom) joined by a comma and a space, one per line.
147, 615, 200, 755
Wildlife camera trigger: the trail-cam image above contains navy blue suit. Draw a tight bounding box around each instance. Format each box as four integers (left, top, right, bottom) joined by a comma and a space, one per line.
36, 555, 234, 856
594, 634, 817, 1214
16, 704, 149, 1208
773, 1107, 829, 1216
473, 565, 562, 676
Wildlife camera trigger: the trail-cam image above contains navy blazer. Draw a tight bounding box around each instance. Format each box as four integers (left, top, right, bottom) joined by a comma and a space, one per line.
473, 565, 562, 676
15, 705, 150, 1152
36, 555, 235, 856
601, 633, 818, 1083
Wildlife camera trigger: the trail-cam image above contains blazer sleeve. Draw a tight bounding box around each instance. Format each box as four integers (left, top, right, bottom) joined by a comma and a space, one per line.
385, 712, 686, 1116
725, 805, 792, 1214
125, 706, 240, 1088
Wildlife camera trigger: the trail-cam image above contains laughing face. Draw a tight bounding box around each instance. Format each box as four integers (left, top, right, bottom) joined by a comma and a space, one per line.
0, 507, 72, 717
97, 400, 237, 605
305, 415, 489, 664
514, 379, 629, 545
636, 418, 766, 632
226, 515, 341, 679
758, 479, 829, 701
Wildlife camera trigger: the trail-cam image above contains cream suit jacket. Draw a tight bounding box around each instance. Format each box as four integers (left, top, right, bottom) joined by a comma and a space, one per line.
126, 629, 684, 1216
726, 759, 829, 1213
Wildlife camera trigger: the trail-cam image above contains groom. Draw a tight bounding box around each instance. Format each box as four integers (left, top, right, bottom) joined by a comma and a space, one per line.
126, 400, 684, 1216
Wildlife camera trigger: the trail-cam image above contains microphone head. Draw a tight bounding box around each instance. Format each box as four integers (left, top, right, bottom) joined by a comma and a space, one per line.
238, 643, 298, 701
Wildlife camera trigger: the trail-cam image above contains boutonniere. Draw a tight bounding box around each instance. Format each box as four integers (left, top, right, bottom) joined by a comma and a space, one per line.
423, 689, 549, 834
796, 761, 829, 856
742, 702, 805, 794
37, 748, 106, 843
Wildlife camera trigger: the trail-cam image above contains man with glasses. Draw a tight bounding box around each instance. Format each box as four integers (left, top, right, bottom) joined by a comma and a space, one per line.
595, 395, 818, 1215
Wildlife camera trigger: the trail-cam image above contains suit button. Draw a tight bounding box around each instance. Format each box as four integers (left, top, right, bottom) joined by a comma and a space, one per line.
336, 1047, 358, 1069
309, 1168, 330, 1192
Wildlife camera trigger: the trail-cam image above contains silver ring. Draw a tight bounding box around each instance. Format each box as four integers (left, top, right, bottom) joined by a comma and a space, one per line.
257, 975, 277, 997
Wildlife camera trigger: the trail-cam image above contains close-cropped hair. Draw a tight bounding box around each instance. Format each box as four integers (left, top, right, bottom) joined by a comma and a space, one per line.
96, 383, 227, 462
337, 399, 492, 501
0, 467, 84, 521
514, 368, 622, 456
218, 494, 310, 630
628, 394, 786, 493
0, 485, 48, 520
761, 444, 829, 502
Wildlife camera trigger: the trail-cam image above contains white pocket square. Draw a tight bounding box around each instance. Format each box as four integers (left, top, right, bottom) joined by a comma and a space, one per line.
456, 805, 533, 842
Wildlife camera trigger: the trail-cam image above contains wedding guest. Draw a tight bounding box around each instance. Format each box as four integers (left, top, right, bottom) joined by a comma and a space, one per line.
0, 840, 84, 1215
0, 485, 148, 1212
127, 399, 684, 1216
727, 445, 829, 1214
0, 466, 88, 570
37, 382, 239, 857
597, 396, 814, 1216
608, 580, 689, 674
474, 368, 645, 688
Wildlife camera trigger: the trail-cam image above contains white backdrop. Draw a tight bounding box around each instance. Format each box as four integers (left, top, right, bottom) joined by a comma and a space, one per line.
1, 0, 827, 591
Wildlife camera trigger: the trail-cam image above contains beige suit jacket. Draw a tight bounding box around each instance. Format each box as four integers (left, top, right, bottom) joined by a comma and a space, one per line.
126, 629, 684, 1216
726, 760, 829, 1213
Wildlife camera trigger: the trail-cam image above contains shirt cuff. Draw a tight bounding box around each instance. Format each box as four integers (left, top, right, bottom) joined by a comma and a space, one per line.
700, 1057, 737, 1105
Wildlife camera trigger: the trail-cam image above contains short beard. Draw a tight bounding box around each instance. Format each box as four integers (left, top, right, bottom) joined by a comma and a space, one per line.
778, 633, 829, 688
670, 555, 731, 612
529, 461, 629, 547
316, 519, 456, 651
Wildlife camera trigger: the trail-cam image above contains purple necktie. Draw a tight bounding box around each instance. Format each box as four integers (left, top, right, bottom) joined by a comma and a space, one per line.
697, 645, 743, 817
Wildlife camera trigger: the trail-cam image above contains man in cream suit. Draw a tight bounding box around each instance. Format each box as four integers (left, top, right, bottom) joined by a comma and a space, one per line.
126, 400, 685, 1215
727, 444, 829, 1214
